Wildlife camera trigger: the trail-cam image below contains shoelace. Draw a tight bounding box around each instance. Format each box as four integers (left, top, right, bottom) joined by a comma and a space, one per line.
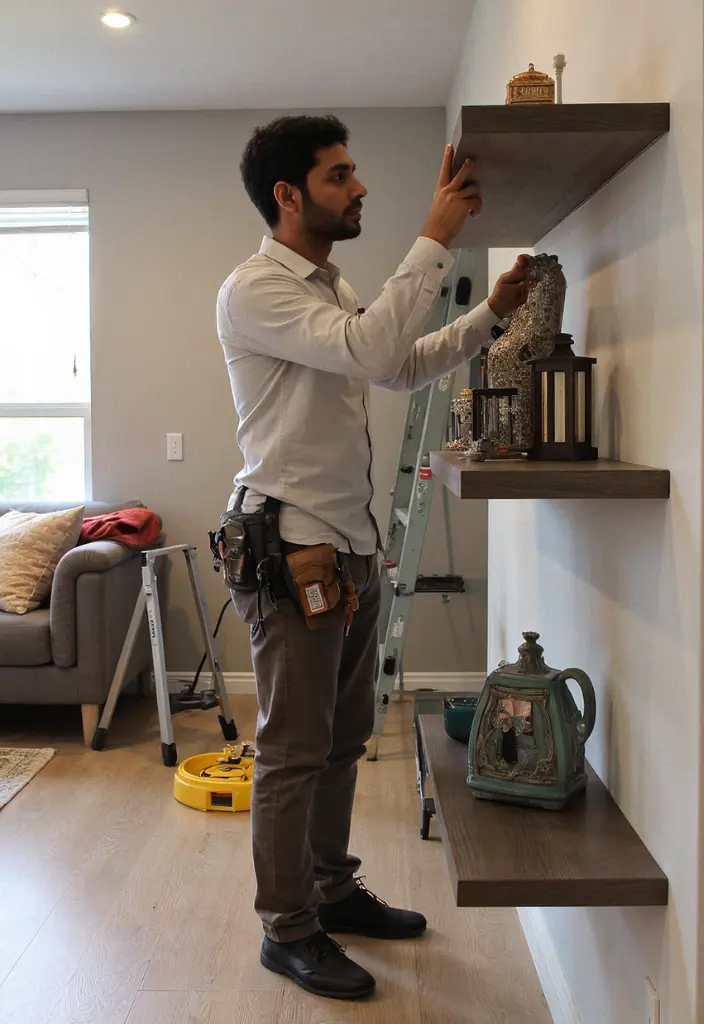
355, 877, 388, 907
307, 932, 347, 961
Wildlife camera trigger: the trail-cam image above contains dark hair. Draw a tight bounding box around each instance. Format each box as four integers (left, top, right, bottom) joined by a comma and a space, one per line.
240, 115, 349, 228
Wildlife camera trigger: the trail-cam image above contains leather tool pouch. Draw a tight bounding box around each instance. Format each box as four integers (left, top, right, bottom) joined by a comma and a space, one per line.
209, 489, 284, 598
285, 543, 341, 630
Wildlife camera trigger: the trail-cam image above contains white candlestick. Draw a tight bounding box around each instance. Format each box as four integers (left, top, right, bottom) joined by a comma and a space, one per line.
553, 53, 566, 104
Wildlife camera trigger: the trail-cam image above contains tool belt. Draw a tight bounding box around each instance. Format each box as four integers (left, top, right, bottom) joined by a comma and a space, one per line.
209, 489, 357, 635
209, 489, 287, 635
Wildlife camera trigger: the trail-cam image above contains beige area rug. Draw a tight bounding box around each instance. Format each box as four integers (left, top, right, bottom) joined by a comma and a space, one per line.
0, 747, 55, 809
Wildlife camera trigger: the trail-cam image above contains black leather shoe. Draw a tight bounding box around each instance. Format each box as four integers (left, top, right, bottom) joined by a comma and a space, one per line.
260, 931, 375, 1001
318, 879, 427, 939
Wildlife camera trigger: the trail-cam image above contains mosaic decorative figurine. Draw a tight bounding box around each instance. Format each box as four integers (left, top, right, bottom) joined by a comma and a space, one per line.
486, 254, 566, 451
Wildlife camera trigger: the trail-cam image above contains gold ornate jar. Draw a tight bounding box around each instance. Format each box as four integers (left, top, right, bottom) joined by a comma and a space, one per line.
506, 64, 555, 105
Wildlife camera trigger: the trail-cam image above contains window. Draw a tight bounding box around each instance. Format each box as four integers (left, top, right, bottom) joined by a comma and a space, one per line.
0, 190, 91, 501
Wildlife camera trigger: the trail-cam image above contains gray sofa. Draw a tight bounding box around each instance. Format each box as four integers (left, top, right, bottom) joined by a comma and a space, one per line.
0, 501, 153, 745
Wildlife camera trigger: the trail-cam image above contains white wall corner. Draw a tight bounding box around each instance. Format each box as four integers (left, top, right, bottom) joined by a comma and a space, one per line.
517, 908, 582, 1024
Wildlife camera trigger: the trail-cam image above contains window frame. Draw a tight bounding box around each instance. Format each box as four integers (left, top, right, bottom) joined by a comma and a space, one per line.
0, 189, 92, 501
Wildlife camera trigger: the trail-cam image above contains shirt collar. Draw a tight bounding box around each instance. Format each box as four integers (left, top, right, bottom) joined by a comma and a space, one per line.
259, 236, 340, 284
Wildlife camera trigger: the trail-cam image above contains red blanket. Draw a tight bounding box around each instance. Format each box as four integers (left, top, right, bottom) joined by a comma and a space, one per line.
79, 507, 162, 550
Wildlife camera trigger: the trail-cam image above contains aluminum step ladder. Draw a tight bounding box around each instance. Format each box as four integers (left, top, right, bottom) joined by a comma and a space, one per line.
91, 544, 237, 766
367, 248, 485, 761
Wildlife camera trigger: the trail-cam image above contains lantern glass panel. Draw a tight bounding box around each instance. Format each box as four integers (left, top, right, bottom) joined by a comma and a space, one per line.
554, 371, 566, 443
576, 371, 587, 443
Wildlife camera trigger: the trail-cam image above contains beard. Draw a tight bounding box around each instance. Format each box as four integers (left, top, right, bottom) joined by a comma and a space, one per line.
301, 193, 362, 241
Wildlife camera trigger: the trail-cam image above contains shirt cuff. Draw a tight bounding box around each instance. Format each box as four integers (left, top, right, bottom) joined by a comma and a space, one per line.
464, 298, 501, 339
403, 236, 455, 285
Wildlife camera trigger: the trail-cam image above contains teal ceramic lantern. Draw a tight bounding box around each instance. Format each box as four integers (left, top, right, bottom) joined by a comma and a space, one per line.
467, 632, 596, 810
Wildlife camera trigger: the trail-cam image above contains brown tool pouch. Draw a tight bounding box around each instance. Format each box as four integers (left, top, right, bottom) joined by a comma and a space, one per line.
284, 543, 342, 630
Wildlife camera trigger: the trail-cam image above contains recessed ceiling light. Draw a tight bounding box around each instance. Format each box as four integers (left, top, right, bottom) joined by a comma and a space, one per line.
100, 11, 136, 29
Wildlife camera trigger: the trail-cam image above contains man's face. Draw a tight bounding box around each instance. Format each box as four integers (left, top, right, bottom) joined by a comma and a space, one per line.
300, 143, 368, 241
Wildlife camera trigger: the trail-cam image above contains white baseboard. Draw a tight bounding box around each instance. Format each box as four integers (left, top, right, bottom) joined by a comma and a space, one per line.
166, 670, 485, 696
167, 672, 256, 695
518, 908, 582, 1024
399, 671, 485, 692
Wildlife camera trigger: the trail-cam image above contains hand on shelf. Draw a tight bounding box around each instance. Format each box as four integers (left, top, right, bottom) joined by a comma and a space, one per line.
421, 146, 483, 250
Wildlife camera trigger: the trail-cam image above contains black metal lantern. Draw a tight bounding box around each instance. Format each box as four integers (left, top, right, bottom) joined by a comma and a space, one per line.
527, 333, 597, 461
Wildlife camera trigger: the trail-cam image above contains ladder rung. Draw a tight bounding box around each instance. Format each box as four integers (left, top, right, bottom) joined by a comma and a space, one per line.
381, 567, 465, 595
415, 574, 465, 594
393, 507, 409, 527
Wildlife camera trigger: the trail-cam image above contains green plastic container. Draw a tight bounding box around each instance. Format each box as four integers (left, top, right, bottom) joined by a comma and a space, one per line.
443, 696, 479, 743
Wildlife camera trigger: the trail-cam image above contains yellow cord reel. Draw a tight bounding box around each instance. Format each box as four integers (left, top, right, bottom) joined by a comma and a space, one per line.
174, 743, 255, 812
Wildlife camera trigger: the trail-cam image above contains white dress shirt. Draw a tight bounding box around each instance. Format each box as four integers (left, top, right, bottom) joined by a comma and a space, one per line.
217, 235, 498, 554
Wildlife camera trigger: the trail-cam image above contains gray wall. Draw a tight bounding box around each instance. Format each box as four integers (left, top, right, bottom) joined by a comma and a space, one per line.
0, 109, 488, 674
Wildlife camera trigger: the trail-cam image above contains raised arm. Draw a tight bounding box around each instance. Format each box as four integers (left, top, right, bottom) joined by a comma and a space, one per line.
374, 255, 534, 392
222, 238, 453, 379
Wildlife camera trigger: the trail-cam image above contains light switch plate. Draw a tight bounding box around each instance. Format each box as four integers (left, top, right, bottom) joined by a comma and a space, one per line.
167, 433, 183, 461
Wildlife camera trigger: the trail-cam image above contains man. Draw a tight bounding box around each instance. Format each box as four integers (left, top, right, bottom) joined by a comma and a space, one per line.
217, 115, 530, 1001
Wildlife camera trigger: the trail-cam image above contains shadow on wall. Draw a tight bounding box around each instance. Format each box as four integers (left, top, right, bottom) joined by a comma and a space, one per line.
552, 132, 671, 287
534, 497, 678, 783
529, 495, 681, 1019
534, 499, 675, 630
536, 904, 671, 1022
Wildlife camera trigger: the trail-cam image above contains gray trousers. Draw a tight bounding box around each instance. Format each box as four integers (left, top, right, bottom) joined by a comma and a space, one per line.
232, 550, 380, 942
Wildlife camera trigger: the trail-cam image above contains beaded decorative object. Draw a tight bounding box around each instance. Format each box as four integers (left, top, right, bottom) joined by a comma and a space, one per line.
486, 254, 566, 451
448, 389, 474, 451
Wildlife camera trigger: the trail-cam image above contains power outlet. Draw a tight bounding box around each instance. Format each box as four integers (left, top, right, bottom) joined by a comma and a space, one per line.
166, 433, 183, 461
645, 978, 660, 1024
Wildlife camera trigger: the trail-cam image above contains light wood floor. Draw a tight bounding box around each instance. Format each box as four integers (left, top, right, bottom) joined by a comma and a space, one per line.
0, 697, 550, 1024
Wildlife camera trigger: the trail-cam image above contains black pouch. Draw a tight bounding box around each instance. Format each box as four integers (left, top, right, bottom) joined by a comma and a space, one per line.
213, 510, 257, 591
209, 490, 284, 598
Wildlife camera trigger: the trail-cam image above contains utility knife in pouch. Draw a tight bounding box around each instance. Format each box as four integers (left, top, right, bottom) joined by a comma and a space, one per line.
285, 544, 341, 629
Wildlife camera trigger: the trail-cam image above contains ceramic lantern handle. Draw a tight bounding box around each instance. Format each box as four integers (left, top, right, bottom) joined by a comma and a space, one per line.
557, 668, 596, 741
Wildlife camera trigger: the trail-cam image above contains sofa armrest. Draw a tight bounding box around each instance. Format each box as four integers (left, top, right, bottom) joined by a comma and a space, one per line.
73, 558, 151, 702
50, 541, 138, 667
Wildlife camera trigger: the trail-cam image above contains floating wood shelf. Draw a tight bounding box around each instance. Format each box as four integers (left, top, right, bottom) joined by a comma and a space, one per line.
430, 452, 670, 500
451, 103, 670, 247
419, 716, 668, 908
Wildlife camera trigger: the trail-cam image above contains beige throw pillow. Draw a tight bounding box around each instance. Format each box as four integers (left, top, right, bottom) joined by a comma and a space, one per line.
0, 506, 85, 615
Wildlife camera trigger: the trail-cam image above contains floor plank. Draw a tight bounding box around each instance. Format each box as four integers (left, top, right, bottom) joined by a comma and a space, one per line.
125, 990, 281, 1024
0, 697, 550, 1024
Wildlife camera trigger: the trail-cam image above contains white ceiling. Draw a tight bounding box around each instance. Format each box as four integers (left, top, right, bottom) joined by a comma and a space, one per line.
0, 0, 474, 113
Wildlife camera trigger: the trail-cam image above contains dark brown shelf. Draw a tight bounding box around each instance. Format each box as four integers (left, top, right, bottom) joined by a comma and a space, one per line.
419, 716, 668, 908
451, 103, 670, 247
430, 452, 670, 500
